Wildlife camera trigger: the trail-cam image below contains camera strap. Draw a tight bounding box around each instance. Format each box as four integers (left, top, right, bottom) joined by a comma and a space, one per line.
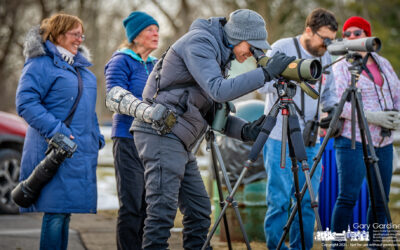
314, 60, 323, 121
362, 53, 395, 111
292, 37, 305, 122
64, 68, 83, 127
292, 37, 322, 123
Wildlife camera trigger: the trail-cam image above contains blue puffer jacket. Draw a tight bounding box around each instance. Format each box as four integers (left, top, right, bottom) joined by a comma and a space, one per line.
105, 49, 157, 138
16, 26, 105, 213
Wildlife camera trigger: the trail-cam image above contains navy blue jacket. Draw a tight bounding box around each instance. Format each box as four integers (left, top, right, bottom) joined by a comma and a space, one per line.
105, 49, 156, 138
16, 27, 104, 213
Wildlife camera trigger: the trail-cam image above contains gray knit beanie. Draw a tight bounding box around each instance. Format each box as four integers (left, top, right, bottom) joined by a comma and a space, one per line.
224, 9, 271, 50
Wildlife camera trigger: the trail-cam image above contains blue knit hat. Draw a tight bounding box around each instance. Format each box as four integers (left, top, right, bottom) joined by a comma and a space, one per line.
123, 11, 159, 42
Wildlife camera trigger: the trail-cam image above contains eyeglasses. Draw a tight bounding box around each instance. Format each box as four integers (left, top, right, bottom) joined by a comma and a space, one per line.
343, 30, 363, 38
314, 31, 333, 46
66, 32, 85, 41
314, 31, 331, 41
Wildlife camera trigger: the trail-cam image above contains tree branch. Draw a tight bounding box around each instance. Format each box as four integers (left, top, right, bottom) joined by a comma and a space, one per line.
149, 0, 179, 32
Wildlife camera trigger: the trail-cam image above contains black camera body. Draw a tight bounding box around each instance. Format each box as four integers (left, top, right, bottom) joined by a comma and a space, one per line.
11, 133, 77, 208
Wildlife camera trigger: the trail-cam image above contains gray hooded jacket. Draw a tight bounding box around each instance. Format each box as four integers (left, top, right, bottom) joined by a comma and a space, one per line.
131, 17, 266, 150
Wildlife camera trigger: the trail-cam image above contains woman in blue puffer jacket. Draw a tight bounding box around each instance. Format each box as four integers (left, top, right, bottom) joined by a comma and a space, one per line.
16, 13, 104, 250
104, 11, 159, 250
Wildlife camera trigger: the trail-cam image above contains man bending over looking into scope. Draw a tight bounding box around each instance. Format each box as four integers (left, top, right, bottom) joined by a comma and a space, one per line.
258, 8, 338, 250
106, 9, 295, 249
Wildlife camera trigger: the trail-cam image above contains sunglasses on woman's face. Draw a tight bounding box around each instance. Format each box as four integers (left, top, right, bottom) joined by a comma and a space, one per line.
343, 30, 363, 38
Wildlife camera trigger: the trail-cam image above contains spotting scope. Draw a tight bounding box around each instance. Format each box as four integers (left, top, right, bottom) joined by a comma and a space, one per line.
326, 37, 381, 56
250, 47, 321, 99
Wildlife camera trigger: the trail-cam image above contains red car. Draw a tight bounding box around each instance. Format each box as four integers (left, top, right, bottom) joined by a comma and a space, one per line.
0, 111, 27, 213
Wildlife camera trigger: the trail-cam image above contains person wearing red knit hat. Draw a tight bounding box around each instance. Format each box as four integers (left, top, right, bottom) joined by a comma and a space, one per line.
330, 16, 400, 249
342, 16, 371, 37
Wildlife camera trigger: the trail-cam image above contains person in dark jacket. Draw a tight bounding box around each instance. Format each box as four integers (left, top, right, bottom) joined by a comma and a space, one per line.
16, 13, 104, 250
129, 9, 295, 249
104, 11, 159, 250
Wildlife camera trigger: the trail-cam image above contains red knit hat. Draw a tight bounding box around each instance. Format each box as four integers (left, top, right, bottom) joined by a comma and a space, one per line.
342, 16, 371, 37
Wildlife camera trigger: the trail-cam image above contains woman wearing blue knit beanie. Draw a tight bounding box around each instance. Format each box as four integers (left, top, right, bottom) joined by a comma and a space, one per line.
104, 10, 159, 250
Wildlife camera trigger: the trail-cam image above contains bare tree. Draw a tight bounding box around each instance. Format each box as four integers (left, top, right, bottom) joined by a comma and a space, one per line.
0, 0, 28, 111
1, 0, 398, 117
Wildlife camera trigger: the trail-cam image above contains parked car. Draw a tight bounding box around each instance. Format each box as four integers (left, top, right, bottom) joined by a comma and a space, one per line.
0, 111, 27, 214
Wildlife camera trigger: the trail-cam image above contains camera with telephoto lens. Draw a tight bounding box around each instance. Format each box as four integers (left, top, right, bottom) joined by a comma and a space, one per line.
11, 133, 77, 208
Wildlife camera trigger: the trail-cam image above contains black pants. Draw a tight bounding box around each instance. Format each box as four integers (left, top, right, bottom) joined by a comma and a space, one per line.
112, 137, 146, 250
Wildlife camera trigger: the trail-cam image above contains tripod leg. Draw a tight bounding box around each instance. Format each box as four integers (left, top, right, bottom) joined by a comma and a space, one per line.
278, 111, 326, 250
287, 135, 306, 250
209, 137, 233, 250
210, 136, 250, 249
281, 87, 352, 241
287, 113, 325, 235
354, 91, 398, 249
354, 95, 378, 224
202, 162, 252, 250
351, 91, 357, 149
248, 103, 279, 162
281, 114, 288, 169
203, 100, 283, 250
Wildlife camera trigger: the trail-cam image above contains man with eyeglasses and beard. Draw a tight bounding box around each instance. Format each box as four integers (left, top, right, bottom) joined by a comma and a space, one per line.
258, 8, 338, 250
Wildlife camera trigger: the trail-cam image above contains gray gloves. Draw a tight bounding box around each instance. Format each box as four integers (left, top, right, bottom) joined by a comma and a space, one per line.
365, 110, 400, 130
262, 52, 296, 82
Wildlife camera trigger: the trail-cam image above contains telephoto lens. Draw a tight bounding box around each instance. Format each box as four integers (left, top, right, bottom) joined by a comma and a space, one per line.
11, 133, 77, 208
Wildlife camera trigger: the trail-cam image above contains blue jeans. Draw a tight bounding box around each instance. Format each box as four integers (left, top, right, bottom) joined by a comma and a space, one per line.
263, 138, 322, 250
40, 213, 71, 250
331, 137, 393, 249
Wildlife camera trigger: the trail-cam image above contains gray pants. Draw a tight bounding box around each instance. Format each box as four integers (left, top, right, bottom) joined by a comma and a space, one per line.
134, 131, 211, 250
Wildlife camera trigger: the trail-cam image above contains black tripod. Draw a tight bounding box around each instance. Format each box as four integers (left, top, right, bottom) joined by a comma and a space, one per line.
280, 52, 398, 249
192, 129, 251, 250
202, 79, 326, 250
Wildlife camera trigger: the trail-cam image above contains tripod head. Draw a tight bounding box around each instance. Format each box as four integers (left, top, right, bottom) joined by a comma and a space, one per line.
273, 78, 298, 100
343, 52, 367, 90
346, 52, 364, 70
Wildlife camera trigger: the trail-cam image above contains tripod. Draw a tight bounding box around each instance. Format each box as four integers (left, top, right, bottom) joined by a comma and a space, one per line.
280, 52, 398, 249
202, 79, 326, 250
193, 128, 252, 250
